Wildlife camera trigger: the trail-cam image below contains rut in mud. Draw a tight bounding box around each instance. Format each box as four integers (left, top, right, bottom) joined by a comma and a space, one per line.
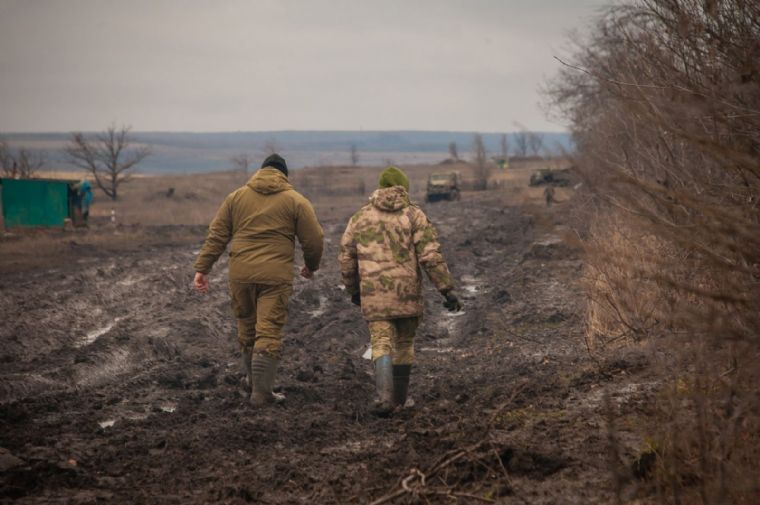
0, 190, 643, 504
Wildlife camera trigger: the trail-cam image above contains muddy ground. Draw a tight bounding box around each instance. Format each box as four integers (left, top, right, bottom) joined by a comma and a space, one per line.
0, 181, 654, 504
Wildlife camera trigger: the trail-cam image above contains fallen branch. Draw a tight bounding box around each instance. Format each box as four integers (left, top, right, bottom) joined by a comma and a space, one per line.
369, 384, 528, 504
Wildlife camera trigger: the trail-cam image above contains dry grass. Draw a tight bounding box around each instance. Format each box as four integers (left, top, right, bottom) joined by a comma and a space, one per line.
86, 170, 246, 226
55, 159, 558, 226
1, 160, 560, 274
578, 196, 760, 504
583, 212, 677, 353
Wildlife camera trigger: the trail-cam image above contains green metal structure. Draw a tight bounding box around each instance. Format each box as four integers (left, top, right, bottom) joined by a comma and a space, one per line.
0, 178, 77, 228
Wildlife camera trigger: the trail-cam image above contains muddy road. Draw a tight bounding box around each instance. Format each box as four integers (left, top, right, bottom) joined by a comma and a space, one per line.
0, 189, 639, 504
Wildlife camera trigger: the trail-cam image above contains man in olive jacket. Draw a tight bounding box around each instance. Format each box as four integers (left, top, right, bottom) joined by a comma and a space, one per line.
193, 154, 324, 406
339, 166, 461, 415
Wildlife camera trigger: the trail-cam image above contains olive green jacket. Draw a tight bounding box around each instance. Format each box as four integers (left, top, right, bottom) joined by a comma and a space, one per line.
194, 168, 324, 284
338, 186, 455, 321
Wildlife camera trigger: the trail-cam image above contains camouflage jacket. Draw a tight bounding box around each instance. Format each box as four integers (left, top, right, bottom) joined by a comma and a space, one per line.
338, 186, 455, 321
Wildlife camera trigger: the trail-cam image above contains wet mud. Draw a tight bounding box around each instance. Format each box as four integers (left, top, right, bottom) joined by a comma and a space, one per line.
1, 191, 645, 503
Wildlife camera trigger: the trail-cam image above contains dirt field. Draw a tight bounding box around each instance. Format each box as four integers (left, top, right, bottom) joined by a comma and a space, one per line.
0, 163, 653, 503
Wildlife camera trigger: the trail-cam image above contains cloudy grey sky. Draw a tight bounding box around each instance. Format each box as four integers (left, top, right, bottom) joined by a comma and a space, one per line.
0, 0, 602, 133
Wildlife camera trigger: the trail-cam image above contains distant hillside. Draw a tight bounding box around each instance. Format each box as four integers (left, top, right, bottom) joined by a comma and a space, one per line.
1, 130, 572, 173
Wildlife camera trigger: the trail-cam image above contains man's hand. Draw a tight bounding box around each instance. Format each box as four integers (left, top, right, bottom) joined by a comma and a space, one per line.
193, 272, 209, 293
351, 292, 361, 306
300, 266, 315, 279
442, 291, 462, 312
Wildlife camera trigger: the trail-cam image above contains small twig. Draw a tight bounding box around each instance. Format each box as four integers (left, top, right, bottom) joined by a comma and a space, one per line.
368, 489, 406, 505
490, 439, 512, 486
401, 468, 426, 492
554, 55, 667, 89
428, 490, 495, 503
487, 381, 529, 427
499, 323, 542, 344
428, 449, 468, 477
370, 384, 527, 504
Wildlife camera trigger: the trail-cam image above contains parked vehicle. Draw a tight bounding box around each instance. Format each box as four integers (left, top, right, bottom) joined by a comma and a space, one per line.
426, 172, 461, 202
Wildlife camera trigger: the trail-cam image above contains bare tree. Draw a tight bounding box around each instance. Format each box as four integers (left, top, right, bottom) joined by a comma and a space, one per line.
500, 134, 509, 161
262, 138, 281, 156
17, 149, 45, 178
513, 130, 529, 157
0, 140, 44, 179
472, 133, 489, 190
65, 125, 150, 200
0, 141, 12, 177
230, 153, 252, 176
448, 141, 459, 161
528, 132, 544, 157
350, 144, 359, 166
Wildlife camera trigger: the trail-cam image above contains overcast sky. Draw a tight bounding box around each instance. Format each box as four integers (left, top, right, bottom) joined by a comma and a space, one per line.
0, 0, 603, 133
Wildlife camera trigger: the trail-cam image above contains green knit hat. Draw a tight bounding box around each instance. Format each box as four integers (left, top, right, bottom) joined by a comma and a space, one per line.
378, 166, 409, 191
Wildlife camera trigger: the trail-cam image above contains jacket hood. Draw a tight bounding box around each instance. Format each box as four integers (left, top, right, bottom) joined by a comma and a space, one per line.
370, 186, 410, 212
247, 168, 293, 195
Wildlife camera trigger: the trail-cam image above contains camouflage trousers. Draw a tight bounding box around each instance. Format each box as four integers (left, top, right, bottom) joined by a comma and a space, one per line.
368, 317, 420, 365
229, 281, 293, 359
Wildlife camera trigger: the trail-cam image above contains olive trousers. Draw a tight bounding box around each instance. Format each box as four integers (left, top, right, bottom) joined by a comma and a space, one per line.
368, 317, 420, 365
229, 281, 292, 359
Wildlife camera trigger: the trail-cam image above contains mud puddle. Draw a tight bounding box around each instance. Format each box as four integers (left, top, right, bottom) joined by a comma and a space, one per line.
78, 317, 126, 347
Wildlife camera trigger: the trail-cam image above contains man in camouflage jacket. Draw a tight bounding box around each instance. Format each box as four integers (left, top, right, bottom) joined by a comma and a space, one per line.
339, 166, 462, 415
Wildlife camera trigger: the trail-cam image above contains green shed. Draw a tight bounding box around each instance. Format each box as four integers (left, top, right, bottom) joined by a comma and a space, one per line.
0, 178, 77, 228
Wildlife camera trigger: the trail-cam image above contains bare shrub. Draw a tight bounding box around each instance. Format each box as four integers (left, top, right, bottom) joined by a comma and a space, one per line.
513, 130, 528, 157
549, 0, 760, 501
500, 133, 509, 162
528, 132, 544, 158
0, 140, 45, 179
262, 138, 281, 156
448, 141, 459, 161
472, 133, 489, 190
65, 125, 150, 200
230, 153, 252, 176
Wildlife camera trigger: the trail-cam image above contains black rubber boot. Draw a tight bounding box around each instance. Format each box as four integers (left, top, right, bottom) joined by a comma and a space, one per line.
372, 355, 394, 417
392, 364, 412, 408
250, 353, 278, 406
240, 344, 253, 389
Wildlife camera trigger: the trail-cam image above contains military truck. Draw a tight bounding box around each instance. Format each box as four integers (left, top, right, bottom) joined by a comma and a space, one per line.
426, 172, 461, 202
529, 168, 572, 187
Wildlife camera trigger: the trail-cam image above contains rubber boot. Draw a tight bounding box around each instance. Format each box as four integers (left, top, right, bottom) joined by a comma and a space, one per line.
240, 344, 253, 389
392, 364, 412, 408
250, 353, 278, 406
372, 355, 394, 417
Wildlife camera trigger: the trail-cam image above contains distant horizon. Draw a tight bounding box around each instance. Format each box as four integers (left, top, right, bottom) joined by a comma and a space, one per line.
1, 127, 568, 135
3, 129, 573, 172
